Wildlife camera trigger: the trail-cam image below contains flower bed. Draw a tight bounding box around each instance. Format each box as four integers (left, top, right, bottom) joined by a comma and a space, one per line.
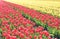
0, 1, 60, 39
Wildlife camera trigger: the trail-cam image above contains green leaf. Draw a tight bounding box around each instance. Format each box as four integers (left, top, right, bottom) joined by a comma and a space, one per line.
0, 28, 2, 33
35, 33, 39, 36
0, 19, 2, 26
42, 35, 48, 39
10, 24, 15, 30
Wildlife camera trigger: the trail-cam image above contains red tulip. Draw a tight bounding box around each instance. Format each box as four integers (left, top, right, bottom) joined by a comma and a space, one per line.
19, 32, 24, 38
43, 30, 50, 37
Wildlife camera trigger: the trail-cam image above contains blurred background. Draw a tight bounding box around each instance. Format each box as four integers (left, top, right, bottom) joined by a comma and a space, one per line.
4, 0, 60, 17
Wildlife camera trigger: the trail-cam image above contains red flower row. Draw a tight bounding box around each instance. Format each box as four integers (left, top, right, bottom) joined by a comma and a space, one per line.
2, 25, 55, 39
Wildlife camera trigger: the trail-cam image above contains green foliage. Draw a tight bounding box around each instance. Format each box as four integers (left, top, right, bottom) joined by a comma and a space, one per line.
0, 28, 2, 34
42, 35, 48, 39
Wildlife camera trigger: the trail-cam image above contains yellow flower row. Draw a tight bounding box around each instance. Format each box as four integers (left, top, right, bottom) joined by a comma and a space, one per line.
19, 4, 60, 17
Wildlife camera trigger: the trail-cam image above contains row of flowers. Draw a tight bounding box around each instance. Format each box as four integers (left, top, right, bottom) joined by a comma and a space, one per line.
0, 1, 57, 39
3, 1, 60, 39
2, 25, 56, 39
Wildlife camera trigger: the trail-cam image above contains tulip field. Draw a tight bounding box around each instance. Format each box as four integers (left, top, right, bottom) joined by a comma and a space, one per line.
0, 1, 60, 39
4, 0, 60, 18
